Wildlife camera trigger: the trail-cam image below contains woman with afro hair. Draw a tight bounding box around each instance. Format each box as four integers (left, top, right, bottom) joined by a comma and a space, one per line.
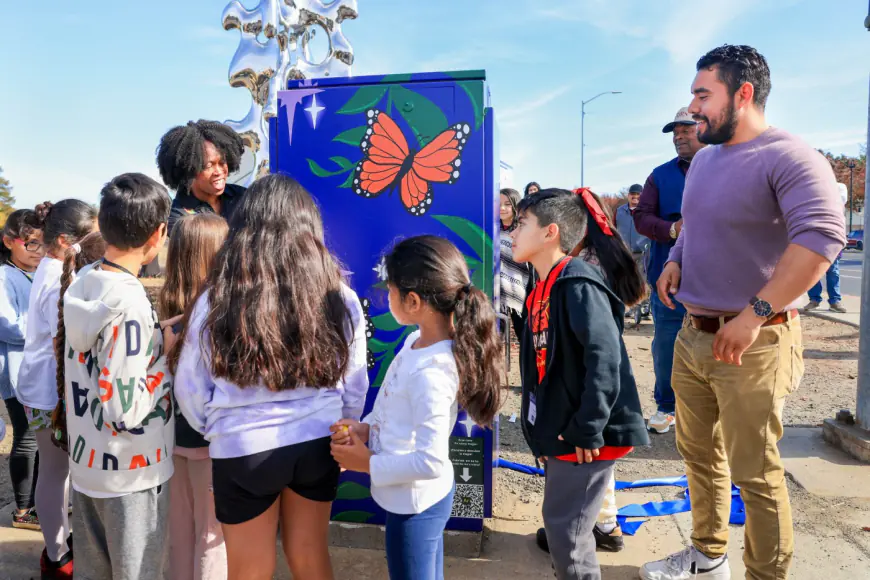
157, 120, 247, 234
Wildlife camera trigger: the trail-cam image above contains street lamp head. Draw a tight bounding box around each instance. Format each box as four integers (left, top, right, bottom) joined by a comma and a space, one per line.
848, 160, 856, 169
611, 91, 622, 94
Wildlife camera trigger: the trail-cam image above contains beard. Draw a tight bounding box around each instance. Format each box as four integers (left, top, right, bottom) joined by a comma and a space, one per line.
696, 103, 738, 145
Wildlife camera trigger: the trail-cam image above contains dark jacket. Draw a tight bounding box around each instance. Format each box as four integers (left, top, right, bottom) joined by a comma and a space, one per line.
168, 183, 247, 235
518, 258, 648, 458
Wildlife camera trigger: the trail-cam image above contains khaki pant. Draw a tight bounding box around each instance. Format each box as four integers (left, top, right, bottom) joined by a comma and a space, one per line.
673, 315, 804, 580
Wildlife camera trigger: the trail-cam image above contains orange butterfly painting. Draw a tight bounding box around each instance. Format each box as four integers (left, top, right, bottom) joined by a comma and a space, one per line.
353, 109, 471, 216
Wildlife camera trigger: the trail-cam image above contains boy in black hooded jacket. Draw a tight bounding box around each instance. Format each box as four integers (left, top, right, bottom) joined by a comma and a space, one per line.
510, 189, 649, 580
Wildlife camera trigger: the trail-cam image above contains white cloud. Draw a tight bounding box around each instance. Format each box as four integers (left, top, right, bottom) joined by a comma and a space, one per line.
500, 85, 573, 124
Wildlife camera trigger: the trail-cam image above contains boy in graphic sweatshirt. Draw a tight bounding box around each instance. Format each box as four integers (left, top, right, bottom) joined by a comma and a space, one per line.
62, 173, 173, 580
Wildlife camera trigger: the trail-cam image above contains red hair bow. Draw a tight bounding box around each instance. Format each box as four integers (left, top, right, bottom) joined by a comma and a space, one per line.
572, 188, 614, 236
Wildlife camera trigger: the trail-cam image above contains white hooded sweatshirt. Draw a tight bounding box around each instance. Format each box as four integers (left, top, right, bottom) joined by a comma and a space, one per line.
63, 263, 174, 495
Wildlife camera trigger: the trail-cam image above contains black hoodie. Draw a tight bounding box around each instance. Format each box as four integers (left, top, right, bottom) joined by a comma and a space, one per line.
518, 257, 649, 458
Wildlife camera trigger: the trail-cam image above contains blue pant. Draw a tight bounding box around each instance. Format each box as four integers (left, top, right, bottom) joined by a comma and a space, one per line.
651, 293, 686, 414
808, 254, 842, 304
385, 486, 455, 580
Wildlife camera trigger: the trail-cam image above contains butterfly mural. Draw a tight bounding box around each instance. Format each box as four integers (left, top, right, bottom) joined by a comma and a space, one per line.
360, 297, 376, 370
353, 109, 471, 216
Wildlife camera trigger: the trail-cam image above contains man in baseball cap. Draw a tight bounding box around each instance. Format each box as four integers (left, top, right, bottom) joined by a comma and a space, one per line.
632, 107, 705, 435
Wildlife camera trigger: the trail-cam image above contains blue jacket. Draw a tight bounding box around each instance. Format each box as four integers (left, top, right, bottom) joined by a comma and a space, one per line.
0, 264, 32, 400
646, 158, 686, 287
615, 204, 649, 255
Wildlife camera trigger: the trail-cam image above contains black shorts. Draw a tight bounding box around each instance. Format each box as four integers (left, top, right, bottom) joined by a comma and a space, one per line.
212, 436, 340, 525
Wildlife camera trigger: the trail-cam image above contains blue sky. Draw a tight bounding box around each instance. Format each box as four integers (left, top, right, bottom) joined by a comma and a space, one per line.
1, 0, 867, 210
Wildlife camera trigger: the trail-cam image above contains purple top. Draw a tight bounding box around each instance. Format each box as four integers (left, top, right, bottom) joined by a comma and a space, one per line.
668, 127, 846, 316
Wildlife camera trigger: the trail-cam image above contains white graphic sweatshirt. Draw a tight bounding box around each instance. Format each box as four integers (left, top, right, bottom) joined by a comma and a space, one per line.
63, 264, 174, 495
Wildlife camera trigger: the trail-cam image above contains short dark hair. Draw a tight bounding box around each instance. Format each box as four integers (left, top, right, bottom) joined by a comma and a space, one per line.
156, 120, 245, 191
99, 173, 171, 250
697, 44, 771, 110
517, 188, 587, 253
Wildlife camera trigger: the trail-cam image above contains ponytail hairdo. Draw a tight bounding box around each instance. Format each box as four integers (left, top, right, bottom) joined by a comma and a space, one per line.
0, 209, 42, 264
385, 235, 503, 426
51, 231, 108, 449
35, 199, 98, 255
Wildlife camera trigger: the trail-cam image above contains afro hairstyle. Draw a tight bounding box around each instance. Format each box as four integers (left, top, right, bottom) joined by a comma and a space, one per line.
156, 120, 245, 191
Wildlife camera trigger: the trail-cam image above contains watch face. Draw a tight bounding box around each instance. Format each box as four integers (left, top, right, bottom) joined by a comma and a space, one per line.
753, 300, 773, 318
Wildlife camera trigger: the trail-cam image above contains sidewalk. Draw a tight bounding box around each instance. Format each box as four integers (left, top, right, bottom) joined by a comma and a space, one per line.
804, 293, 861, 327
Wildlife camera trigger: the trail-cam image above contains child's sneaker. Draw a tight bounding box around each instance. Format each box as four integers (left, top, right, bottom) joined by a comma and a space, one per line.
640, 546, 730, 579
11, 508, 40, 531
647, 411, 676, 434
40, 548, 74, 580
592, 523, 624, 552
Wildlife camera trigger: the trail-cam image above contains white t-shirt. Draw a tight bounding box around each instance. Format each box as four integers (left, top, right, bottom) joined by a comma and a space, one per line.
364, 330, 458, 515
15, 258, 64, 411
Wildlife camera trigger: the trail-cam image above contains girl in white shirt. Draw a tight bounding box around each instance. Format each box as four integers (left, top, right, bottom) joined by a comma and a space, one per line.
331, 235, 503, 580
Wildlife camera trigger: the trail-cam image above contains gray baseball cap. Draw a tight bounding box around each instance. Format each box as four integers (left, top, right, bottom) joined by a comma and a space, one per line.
662, 107, 697, 133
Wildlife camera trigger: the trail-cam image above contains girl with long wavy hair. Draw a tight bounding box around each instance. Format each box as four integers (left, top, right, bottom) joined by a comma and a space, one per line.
172, 174, 369, 580
330, 235, 503, 580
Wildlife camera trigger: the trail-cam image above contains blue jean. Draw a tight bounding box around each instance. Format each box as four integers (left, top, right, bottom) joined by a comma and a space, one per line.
384, 486, 455, 580
651, 293, 686, 414
808, 254, 842, 304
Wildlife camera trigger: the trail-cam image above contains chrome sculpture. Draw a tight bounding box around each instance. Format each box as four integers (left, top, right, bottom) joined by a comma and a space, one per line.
223, 0, 358, 185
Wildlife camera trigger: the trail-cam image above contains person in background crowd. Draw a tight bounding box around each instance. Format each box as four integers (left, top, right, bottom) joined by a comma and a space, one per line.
17, 199, 98, 580
157, 119, 247, 235
499, 188, 530, 335
616, 184, 650, 321
173, 174, 369, 580
1, 209, 45, 531
524, 182, 541, 197
641, 44, 845, 580
805, 182, 849, 313
161, 214, 230, 580
633, 107, 705, 435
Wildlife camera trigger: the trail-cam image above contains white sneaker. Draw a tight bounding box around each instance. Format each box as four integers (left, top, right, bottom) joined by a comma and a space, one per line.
648, 411, 676, 434
639, 546, 730, 579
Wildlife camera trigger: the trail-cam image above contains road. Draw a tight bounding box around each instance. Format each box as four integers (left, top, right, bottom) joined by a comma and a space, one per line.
838, 249, 864, 298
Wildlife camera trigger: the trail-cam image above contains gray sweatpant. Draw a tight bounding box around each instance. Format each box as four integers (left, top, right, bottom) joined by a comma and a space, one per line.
542, 458, 615, 580
72, 484, 170, 580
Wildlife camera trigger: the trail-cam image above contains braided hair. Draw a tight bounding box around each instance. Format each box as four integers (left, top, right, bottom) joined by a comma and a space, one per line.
50, 232, 108, 450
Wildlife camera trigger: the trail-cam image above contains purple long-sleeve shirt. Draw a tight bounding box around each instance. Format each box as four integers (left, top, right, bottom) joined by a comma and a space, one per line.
634, 157, 690, 243
668, 127, 845, 316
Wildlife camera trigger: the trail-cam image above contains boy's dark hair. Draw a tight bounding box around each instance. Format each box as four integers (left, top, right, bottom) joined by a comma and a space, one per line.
697, 44, 771, 110
518, 188, 646, 306
1, 209, 42, 263
386, 235, 503, 426
98, 173, 171, 250
517, 188, 588, 253
34, 199, 98, 253
156, 120, 245, 191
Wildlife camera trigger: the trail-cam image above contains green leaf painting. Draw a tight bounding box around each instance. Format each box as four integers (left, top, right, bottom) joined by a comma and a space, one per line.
333, 126, 368, 146
368, 338, 392, 354
389, 85, 448, 148
380, 73, 414, 84
457, 81, 484, 130
307, 156, 354, 178
332, 510, 375, 523
337, 86, 388, 115
372, 312, 403, 331
338, 170, 355, 189
432, 214, 495, 295
336, 481, 371, 501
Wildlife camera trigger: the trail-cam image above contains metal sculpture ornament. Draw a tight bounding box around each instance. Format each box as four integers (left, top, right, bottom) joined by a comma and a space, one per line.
222, 0, 358, 185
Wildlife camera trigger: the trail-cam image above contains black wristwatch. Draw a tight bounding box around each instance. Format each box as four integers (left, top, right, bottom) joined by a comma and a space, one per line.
749, 296, 773, 318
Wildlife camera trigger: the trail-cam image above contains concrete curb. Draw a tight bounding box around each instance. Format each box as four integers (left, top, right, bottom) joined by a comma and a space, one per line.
802, 310, 860, 329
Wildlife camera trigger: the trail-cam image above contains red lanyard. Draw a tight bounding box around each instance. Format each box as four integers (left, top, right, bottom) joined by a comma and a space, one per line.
531, 257, 570, 336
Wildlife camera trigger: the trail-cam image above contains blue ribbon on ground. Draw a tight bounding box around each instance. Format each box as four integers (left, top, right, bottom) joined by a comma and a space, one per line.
494, 459, 745, 536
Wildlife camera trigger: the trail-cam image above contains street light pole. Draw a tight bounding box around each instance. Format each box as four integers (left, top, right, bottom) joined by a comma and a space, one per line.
848, 160, 856, 232
581, 91, 621, 187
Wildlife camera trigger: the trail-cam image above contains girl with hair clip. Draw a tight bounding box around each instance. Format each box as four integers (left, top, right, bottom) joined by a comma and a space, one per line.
1, 209, 45, 531
160, 213, 229, 580
330, 235, 504, 580
16, 199, 97, 579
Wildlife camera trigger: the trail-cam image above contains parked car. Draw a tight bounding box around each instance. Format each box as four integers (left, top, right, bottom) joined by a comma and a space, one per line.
846, 229, 864, 251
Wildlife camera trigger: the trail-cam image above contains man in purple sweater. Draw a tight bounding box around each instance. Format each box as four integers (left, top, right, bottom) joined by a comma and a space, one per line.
640, 45, 845, 580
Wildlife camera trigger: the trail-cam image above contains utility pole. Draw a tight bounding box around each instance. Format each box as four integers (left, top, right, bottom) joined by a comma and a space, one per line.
855, 2, 870, 429
581, 91, 621, 187
849, 160, 856, 232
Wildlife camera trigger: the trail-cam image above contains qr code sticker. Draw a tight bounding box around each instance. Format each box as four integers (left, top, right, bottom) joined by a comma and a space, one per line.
451, 484, 484, 518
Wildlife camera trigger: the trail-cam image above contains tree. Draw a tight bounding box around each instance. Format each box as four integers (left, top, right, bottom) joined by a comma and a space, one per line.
817, 148, 866, 212
600, 191, 628, 216
0, 167, 15, 227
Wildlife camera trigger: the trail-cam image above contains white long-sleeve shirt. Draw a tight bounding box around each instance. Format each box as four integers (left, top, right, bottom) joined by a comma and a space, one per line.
364, 331, 458, 515
174, 284, 369, 459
